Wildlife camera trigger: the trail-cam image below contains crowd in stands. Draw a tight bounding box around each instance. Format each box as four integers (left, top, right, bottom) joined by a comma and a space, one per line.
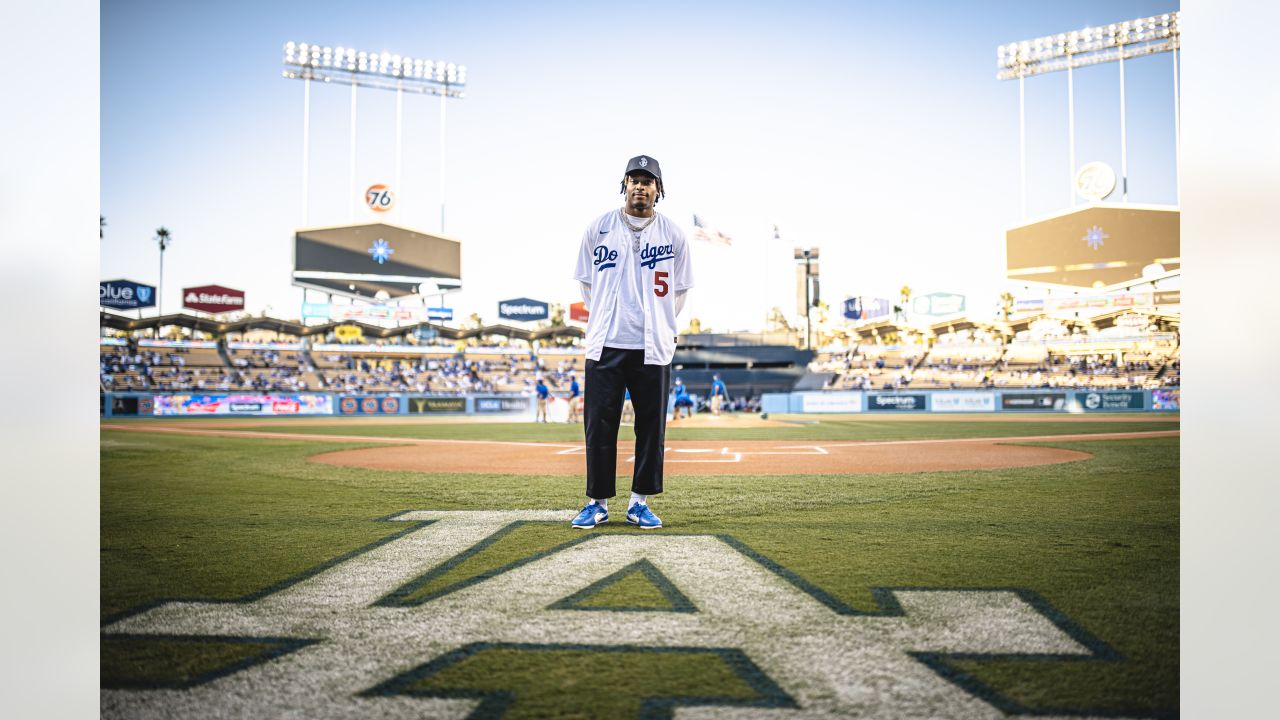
315, 355, 498, 394
809, 322, 1179, 392
103, 311, 1179, 400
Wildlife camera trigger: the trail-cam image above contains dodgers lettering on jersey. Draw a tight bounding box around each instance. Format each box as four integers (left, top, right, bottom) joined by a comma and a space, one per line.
594, 245, 618, 272
574, 210, 694, 366
638, 243, 675, 269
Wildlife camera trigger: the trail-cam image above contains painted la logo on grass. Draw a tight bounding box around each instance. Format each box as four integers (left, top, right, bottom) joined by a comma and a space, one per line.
102, 510, 1120, 719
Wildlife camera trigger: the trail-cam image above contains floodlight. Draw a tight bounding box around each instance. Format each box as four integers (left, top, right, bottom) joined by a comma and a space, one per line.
996, 10, 1179, 79
285, 42, 465, 94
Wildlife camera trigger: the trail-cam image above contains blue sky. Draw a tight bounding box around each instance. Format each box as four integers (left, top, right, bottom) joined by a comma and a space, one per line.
101, 0, 1180, 330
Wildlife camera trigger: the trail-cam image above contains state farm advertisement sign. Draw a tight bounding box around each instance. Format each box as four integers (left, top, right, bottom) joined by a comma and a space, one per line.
183, 284, 245, 314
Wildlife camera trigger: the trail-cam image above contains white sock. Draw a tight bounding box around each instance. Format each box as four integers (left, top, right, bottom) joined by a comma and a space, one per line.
630, 492, 647, 507
591, 498, 607, 510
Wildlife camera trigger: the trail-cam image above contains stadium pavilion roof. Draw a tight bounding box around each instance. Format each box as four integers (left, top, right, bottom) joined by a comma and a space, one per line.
853, 319, 905, 339
1004, 313, 1089, 335
1088, 309, 1181, 332
100, 312, 584, 343
928, 318, 981, 335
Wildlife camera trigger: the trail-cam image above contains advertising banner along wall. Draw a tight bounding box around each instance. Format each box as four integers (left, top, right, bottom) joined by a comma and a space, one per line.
868, 394, 928, 411
930, 392, 996, 413
1001, 392, 1067, 411
152, 394, 332, 416
407, 397, 467, 414
1070, 390, 1145, 411
797, 391, 862, 413
475, 397, 533, 413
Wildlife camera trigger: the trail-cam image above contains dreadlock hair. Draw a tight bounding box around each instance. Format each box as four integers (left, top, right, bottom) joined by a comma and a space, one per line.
620, 174, 665, 204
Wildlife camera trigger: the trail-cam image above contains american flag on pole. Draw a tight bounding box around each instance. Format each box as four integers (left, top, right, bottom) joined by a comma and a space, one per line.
691, 214, 733, 246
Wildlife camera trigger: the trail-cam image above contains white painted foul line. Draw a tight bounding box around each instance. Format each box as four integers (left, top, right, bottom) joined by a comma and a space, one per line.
743, 445, 829, 455
628, 446, 743, 464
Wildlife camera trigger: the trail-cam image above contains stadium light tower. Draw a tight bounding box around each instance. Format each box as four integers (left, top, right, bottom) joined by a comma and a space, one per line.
996, 11, 1180, 215
282, 42, 467, 232
153, 226, 171, 316
794, 247, 819, 350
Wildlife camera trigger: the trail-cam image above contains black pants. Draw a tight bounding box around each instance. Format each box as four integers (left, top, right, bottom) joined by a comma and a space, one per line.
584, 347, 671, 499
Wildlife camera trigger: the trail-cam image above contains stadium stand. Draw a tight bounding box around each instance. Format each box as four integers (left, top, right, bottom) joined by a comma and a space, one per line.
100, 304, 1179, 402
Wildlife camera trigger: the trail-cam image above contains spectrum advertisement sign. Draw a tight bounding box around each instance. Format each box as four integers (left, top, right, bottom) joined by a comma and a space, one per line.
100, 279, 156, 310
152, 394, 332, 416
498, 298, 549, 322
931, 392, 996, 413
868, 394, 928, 411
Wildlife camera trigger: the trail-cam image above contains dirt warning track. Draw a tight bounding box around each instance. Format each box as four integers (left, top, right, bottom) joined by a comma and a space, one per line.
104, 424, 1178, 475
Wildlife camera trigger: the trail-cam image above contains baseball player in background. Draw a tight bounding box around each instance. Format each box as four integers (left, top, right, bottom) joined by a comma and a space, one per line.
671, 377, 694, 420
567, 375, 581, 423
535, 377, 549, 423
571, 155, 694, 530
709, 373, 729, 416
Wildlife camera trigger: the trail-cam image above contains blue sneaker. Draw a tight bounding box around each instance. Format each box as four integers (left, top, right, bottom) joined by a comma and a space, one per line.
571, 502, 609, 529
626, 503, 662, 529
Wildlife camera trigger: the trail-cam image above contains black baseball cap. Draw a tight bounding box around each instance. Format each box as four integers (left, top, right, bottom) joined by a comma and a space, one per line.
624, 155, 661, 180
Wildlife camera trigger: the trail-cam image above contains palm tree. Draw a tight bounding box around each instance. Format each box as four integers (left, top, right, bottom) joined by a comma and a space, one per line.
100, 215, 106, 240
894, 285, 912, 322
154, 227, 172, 315
1000, 291, 1016, 320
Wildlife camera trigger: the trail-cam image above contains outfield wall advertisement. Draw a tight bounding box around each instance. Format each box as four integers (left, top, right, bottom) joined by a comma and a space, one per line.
796, 391, 862, 413
1069, 391, 1145, 412
931, 392, 997, 413
103, 388, 1178, 418
152, 394, 332, 416
1001, 392, 1068, 411
407, 397, 467, 414
475, 397, 533, 413
868, 394, 928, 412
338, 396, 402, 415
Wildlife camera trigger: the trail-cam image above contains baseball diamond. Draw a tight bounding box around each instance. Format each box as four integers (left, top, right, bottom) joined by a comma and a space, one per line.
85, 4, 1202, 718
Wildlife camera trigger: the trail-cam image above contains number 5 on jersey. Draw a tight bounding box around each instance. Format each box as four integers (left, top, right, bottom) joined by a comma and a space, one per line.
654, 271, 669, 297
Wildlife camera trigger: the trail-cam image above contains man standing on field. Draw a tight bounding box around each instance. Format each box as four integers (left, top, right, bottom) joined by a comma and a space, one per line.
570, 155, 694, 530
709, 373, 729, 416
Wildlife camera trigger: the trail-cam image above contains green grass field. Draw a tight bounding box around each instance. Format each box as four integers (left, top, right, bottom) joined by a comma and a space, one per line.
100, 416, 1178, 718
